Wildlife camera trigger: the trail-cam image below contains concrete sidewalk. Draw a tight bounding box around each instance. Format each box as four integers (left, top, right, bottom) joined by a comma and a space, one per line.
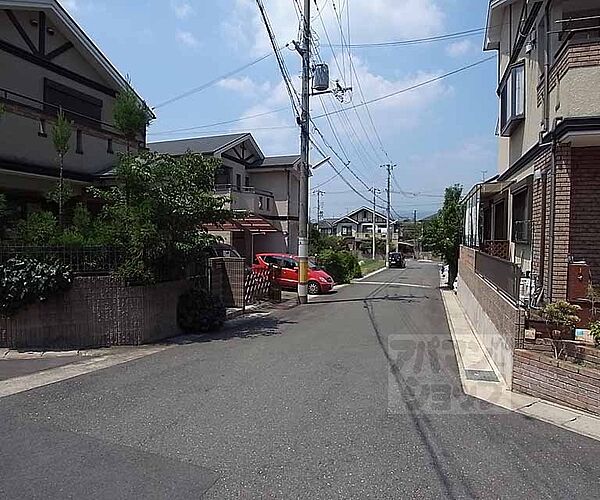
441, 284, 600, 442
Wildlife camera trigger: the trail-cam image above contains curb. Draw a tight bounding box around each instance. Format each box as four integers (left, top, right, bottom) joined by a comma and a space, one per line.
440, 282, 600, 442
357, 265, 388, 281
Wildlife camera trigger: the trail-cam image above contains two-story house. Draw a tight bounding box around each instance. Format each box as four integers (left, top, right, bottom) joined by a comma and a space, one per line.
318, 207, 390, 239
0, 0, 151, 210
459, 0, 600, 385
150, 133, 300, 260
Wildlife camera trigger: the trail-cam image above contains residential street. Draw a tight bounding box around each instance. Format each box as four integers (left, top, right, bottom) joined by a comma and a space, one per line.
1, 262, 599, 499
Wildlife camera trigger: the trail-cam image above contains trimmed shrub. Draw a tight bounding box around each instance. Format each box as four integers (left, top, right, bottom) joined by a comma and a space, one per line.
177, 288, 226, 333
0, 258, 73, 317
318, 250, 362, 284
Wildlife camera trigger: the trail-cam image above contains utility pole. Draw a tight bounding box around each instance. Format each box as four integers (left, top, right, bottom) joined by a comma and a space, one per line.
370, 187, 381, 261
413, 209, 418, 259
383, 164, 395, 267
314, 189, 325, 227
297, 0, 311, 304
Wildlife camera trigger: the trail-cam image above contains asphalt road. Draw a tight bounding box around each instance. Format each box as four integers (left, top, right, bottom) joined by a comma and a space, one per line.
1, 261, 599, 499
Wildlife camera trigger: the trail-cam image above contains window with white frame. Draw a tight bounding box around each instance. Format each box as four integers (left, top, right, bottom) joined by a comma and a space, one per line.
500, 63, 525, 136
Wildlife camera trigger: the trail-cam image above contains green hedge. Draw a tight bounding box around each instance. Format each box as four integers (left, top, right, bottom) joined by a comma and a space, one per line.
0, 258, 73, 317
317, 250, 362, 284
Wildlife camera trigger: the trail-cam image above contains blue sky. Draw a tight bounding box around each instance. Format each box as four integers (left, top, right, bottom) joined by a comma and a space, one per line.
62, 0, 499, 219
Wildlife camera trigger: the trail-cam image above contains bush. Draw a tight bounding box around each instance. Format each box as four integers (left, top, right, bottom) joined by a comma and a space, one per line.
589, 321, 600, 348
318, 250, 362, 284
177, 288, 226, 333
0, 258, 73, 317
16, 211, 58, 245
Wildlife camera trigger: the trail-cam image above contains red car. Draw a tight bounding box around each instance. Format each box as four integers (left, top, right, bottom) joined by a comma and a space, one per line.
253, 253, 335, 294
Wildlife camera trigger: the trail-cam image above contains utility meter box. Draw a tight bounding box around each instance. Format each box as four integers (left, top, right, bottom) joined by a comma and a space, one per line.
313, 63, 330, 92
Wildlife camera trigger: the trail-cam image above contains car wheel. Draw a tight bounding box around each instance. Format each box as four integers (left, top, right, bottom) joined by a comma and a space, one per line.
307, 281, 321, 295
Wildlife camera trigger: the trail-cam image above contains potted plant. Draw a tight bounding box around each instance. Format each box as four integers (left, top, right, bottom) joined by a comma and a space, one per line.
541, 300, 581, 359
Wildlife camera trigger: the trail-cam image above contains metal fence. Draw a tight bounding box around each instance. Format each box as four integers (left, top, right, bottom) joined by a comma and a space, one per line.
0, 245, 124, 275
475, 250, 522, 304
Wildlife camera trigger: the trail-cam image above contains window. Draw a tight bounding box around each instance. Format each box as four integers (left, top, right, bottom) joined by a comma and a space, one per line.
107, 138, 114, 154
258, 196, 264, 210
500, 64, 525, 136
236, 174, 242, 191
341, 225, 352, 236
512, 188, 531, 244
245, 176, 250, 187
44, 79, 102, 127
76, 130, 83, 154
266, 198, 270, 211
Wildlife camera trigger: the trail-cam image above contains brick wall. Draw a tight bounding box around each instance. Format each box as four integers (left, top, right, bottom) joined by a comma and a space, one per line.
531, 148, 551, 282
0, 277, 190, 349
552, 145, 572, 300
570, 147, 600, 281
529, 144, 600, 301
513, 349, 600, 416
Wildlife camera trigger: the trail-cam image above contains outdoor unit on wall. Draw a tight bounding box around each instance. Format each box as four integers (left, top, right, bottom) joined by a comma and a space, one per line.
313, 63, 330, 92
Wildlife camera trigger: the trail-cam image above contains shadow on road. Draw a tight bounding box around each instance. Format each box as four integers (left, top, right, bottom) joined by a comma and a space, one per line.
166, 317, 297, 345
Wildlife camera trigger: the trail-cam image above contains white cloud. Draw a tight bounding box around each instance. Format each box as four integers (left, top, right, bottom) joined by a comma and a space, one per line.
446, 39, 475, 58
217, 77, 272, 97
215, 56, 449, 155
171, 1, 193, 19
405, 137, 497, 192
176, 30, 200, 49
224, 0, 445, 56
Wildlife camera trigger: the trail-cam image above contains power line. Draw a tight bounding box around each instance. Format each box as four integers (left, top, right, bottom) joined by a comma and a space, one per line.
313, 0, 385, 167
153, 51, 276, 109
151, 56, 495, 140
147, 107, 289, 136
313, 56, 495, 119
328, 27, 486, 49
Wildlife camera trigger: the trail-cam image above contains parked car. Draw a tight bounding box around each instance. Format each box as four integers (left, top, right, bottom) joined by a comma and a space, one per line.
389, 252, 406, 269
206, 243, 242, 259
253, 253, 335, 294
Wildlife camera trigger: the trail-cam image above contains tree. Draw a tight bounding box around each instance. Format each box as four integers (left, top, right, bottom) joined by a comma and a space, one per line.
541, 300, 581, 359
113, 83, 153, 152
51, 109, 72, 227
423, 185, 464, 288
91, 151, 230, 283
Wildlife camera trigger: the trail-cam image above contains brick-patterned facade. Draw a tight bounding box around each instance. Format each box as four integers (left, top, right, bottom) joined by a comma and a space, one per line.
513, 349, 600, 416
537, 42, 600, 107
531, 145, 600, 300
570, 147, 600, 281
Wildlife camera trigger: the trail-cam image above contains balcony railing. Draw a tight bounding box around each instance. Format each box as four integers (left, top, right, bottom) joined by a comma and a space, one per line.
475, 250, 522, 304
0, 86, 122, 136
214, 184, 274, 214
215, 184, 274, 197
481, 240, 510, 260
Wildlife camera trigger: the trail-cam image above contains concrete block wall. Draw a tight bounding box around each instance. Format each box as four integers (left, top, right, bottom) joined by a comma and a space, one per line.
0, 277, 190, 349
513, 349, 600, 416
